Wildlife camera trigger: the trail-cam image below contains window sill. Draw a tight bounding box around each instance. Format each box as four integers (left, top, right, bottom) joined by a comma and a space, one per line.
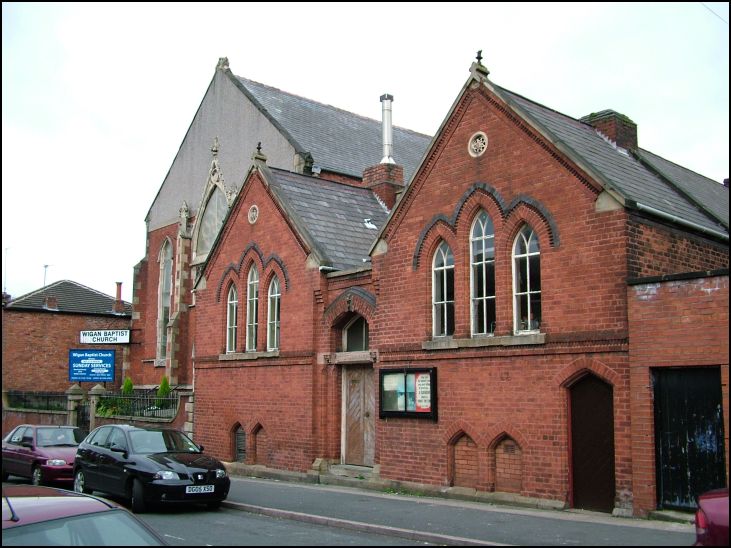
219, 350, 280, 361
325, 351, 376, 365
422, 333, 545, 350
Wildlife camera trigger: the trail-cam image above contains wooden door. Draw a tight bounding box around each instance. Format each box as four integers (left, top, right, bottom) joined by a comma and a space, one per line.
570, 374, 616, 512
653, 367, 726, 510
344, 366, 375, 466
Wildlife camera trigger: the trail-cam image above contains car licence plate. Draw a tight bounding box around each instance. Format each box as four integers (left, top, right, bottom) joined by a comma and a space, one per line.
186, 485, 215, 494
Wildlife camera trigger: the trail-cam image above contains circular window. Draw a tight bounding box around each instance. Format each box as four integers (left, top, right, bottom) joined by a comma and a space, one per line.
248, 205, 259, 224
468, 132, 488, 157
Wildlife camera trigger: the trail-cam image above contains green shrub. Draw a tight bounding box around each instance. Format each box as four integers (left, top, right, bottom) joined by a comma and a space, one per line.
122, 376, 134, 395
156, 376, 171, 408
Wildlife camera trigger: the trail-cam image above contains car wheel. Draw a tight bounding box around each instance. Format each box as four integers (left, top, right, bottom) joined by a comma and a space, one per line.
74, 469, 91, 494
31, 465, 43, 486
131, 478, 147, 513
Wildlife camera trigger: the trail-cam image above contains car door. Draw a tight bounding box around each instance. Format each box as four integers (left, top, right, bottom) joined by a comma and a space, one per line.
97, 427, 130, 496
2, 426, 26, 476
79, 426, 111, 488
16, 427, 36, 479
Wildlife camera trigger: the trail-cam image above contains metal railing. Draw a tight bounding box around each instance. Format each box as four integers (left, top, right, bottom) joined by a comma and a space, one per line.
6, 391, 67, 412
96, 391, 179, 419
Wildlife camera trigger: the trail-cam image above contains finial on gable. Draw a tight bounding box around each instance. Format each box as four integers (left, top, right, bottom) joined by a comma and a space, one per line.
211, 137, 220, 158
470, 50, 490, 81
252, 141, 267, 163
217, 57, 229, 70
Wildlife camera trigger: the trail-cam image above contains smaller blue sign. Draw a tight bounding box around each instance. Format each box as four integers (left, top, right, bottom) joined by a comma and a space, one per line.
69, 349, 115, 382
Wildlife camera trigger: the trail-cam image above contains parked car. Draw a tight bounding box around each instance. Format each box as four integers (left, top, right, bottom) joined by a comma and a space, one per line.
73, 425, 230, 512
2, 484, 166, 545
2, 425, 84, 485
694, 487, 729, 546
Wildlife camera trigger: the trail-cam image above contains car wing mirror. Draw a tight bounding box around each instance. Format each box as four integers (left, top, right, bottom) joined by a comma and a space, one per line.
197, 444, 204, 452
21, 436, 34, 448
110, 444, 128, 457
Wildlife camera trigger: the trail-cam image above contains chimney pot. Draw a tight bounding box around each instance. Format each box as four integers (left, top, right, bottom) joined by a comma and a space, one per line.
113, 282, 125, 314
380, 94, 395, 164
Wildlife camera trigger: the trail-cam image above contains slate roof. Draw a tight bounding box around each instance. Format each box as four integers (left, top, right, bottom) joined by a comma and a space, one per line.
235, 76, 432, 184
634, 148, 729, 229
5, 280, 132, 316
265, 168, 389, 270
494, 85, 728, 237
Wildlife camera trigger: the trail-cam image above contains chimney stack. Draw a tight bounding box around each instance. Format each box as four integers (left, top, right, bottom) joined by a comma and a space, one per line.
364, 93, 403, 210
380, 94, 395, 164
113, 282, 125, 314
581, 110, 638, 151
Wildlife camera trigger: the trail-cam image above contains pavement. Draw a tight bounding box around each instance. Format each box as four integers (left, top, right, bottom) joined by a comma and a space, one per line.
221, 463, 696, 546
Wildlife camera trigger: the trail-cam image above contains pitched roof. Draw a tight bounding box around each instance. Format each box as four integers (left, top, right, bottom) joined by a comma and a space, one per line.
265, 168, 389, 270
5, 280, 132, 316
493, 85, 728, 237
234, 76, 432, 184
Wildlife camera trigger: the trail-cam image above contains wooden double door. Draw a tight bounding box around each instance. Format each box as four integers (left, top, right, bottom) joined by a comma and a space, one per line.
343, 365, 375, 466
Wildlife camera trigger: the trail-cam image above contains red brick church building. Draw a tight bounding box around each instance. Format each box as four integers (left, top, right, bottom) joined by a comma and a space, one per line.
128, 56, 728, 516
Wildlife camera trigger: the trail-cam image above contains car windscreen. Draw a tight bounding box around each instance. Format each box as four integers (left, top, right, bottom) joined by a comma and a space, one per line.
36, 428, 83, 447
1, 508, 165, 546
128, 430, 200, 454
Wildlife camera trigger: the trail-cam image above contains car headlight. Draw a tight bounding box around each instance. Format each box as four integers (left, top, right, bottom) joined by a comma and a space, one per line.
153, 470, 180, 480
215, 468, 227, 478
46, 459, 67, 466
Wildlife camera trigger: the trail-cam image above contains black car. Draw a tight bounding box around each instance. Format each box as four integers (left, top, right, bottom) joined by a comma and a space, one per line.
73, 425, 230, 513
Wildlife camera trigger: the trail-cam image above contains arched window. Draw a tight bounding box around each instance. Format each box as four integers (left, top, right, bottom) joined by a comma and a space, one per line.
196, 186, 227, 257
157, 240, 173, 360
513, 225, 541, 333
246, 267, 259, 351
432, 241, 454, 337
267, 276, 280, 351
226, 285, 238, 353
343, 316, 369, 352
471, 211, 496, 335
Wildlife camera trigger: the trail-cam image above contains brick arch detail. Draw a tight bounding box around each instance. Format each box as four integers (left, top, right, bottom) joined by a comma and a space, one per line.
323, 287, 377, 328
500, 203, 558, 259
412, 217, 458, 270
215, 243, 290, 302
484, 425, 528, 452
443, 421, 481, 447
554, 356, 621, 388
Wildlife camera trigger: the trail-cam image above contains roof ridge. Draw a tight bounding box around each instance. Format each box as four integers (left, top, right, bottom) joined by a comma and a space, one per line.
9, 279, 130, 307
237, 76, 432, 139
9, 280, 67, 304
638, 147, 725, 187
493, 83, 590, 129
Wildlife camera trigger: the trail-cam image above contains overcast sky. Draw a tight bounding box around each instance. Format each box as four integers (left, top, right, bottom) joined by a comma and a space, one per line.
2, 2, 728, 302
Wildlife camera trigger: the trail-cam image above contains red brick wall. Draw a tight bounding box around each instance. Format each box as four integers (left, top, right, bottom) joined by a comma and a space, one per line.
453, 434, 479, 488
495, 437, 523, 493
2, 309, 130, 393
628, 274, 729, 515
192, 171, 321, 469
371, 86, 632, 507
627, 218, 729, 278
129, 223, 181, 387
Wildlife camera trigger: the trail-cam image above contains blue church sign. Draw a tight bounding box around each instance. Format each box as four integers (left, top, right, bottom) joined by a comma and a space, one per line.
69, 349, 115, 382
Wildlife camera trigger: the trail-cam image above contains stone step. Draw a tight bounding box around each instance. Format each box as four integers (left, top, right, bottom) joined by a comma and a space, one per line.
328, 464, 374, 480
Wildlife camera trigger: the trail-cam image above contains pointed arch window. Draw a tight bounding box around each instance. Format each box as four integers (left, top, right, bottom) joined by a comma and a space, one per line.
432, 242, 455, 337
267, 276, 280, 351
343, 316, 369, 352
471, 211, 496, 335
513, 225, 541, 333
226, 285, 238, 353
246, 267, 259, 351
196, 186, 227, 257
157, 240, 173, 360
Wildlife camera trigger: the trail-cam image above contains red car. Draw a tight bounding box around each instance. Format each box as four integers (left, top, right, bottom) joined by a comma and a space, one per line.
2, 425, 84, 485
2, 484, 166, 545
695, 488, 729, 546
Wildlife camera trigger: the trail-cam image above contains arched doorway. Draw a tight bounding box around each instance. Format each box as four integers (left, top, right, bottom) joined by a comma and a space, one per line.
569, 373, 615, 512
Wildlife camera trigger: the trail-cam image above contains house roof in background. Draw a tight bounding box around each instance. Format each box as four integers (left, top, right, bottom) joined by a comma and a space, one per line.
5, 280, 132, 316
